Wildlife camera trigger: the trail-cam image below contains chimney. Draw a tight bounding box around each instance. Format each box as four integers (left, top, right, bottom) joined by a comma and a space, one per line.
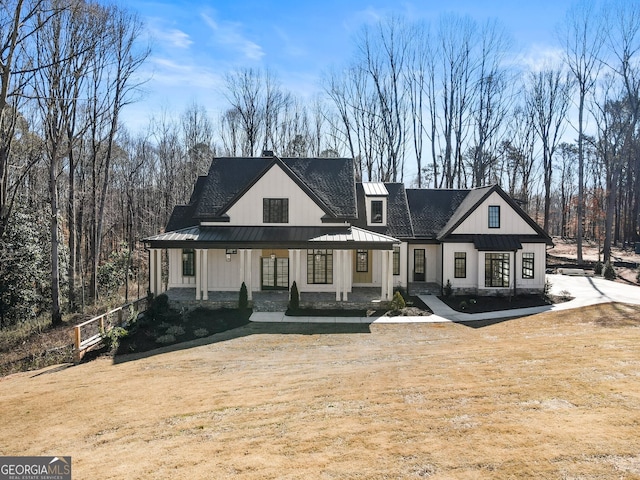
262, 150, 274, 157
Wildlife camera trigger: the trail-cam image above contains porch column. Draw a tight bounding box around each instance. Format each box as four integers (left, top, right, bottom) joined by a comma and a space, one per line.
240, 248, 246, 285
342, 250, 350, 301
386, 250, 394, 300
246, 249, 253, 300
149, 248, 161, 295
381, 249, 389, 301
335, 249, 342, 301
195, 249, 202, 300
201, 249, 209, 301
296, 250, 302, 296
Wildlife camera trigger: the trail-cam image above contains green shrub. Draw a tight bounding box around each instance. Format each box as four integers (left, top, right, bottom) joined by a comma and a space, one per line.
155, 333, 176, 345
165, 325, 185, 336
194, 328, 209, 338
289, 281, 300, 311
443, 279, 453, 298
594, 261, 603, 275
148, 293, 170, 321
101, 326, 128, 351
239, 282, 249, 310
391, 291, 406, 311
603, 262, 616, 280
459, 300, 468, 310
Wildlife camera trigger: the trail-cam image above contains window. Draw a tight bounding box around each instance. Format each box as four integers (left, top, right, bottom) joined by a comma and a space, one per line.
371, 200, 383, 223
488, 205, 500, 228
263, 198, 289, 223
454, 252, 466, 278
393, 245, 400, 275
182, 249, 195, 277
225, 249, 237, 254
356, 249, 368, 272
307, 249, 333, 284
485, 253, 509, 287
522, 252, 534, 279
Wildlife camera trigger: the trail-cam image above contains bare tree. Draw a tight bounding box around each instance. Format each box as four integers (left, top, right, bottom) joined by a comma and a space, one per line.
527, 68, 572, 232
223, 68, 263, 156
559, 0, 605, 263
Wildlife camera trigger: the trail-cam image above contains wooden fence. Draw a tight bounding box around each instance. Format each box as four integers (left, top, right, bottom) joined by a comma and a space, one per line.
73, 297, 148, 363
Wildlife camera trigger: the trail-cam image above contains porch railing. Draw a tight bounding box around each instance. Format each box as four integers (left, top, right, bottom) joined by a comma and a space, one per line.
73, 297, 148, 363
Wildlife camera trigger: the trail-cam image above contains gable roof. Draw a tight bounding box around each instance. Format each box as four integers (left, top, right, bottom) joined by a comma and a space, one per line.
436, 184, 552, 243
167, 156, 357, 231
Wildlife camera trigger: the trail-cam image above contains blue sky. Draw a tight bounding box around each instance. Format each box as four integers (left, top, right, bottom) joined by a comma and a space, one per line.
122, 0, 577, 132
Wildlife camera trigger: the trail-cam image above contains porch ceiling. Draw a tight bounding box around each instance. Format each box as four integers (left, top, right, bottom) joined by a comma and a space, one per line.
143, 225, 399, 250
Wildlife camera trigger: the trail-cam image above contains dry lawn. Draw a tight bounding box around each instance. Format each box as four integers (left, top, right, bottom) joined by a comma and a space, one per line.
2, 303, 640, 479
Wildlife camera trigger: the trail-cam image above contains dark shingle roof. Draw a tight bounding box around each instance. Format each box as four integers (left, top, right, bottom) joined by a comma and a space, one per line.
165, 176, 208, 232
191, 157, 356, 222
282, 158, 356, 218
406, 189, 469, 238
353, 183, 414, 238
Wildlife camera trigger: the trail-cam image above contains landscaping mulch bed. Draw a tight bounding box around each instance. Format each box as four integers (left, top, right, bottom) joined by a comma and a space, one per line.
116, 307, 251, 355
438, 294, 560, 313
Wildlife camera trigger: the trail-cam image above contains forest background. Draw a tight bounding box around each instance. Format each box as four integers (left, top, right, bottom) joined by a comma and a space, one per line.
1, 0, 639, 327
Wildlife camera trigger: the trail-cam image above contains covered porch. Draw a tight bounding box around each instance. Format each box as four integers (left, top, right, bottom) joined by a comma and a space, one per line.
144, 225, 400, 306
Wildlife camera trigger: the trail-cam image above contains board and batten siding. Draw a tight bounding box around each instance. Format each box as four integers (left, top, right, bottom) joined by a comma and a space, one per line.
442, 243, 477, 290
225, 164, 327, 226
452, 191, 537, 235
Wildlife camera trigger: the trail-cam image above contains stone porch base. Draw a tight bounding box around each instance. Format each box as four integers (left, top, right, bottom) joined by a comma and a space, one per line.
164, 287, 391, 312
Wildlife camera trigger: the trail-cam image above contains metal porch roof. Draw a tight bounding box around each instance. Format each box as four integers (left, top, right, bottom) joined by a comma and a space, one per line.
143, 225, 399, 250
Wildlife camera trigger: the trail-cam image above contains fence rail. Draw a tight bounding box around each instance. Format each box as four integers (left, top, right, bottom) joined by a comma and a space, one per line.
73, 297, 148, 362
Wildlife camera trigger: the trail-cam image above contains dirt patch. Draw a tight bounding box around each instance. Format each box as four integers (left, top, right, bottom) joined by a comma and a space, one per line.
548, 237, 640, 284
2, 303, 640, 479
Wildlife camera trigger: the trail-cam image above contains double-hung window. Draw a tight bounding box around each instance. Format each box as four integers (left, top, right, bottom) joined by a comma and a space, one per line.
454, 252, 466, 278
393, 245, 400, 275
263, 198, 289, 223
307, 249, 333, 284
488, 205, 500, 228
182, 249, 195, 277
371, 201, 383, 223
356, 250, 369, 272
522, 252, 534, 279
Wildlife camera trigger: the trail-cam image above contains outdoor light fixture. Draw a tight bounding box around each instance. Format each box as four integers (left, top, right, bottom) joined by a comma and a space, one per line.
226, 254, 231, 262
270, 253, 276, 260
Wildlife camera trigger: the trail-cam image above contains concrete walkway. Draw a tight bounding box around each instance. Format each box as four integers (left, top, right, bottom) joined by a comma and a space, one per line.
249, 274, 640, 324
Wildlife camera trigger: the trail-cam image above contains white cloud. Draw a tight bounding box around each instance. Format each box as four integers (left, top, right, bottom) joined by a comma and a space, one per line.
164, 29, 193, 49
201, 12, 265, 61
512, 44, 565, 72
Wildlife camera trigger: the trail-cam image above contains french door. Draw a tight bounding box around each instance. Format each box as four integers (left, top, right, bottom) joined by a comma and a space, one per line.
261, 257, 289, 290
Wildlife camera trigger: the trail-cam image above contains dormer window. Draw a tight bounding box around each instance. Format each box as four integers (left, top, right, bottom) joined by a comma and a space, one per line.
371, 200, 383, 223
263, 198, 289, 223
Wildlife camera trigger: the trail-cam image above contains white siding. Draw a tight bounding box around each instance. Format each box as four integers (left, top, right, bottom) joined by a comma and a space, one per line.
453, 191, 537, 235
408, 244, 439, 283
225, 164, 327, 226
167, 249, 196, 288
516, 243, 547, 291
442, 243, 478, 290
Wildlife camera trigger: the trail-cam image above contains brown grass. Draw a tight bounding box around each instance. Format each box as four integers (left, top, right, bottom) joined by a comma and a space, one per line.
2, 303, 640, 479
